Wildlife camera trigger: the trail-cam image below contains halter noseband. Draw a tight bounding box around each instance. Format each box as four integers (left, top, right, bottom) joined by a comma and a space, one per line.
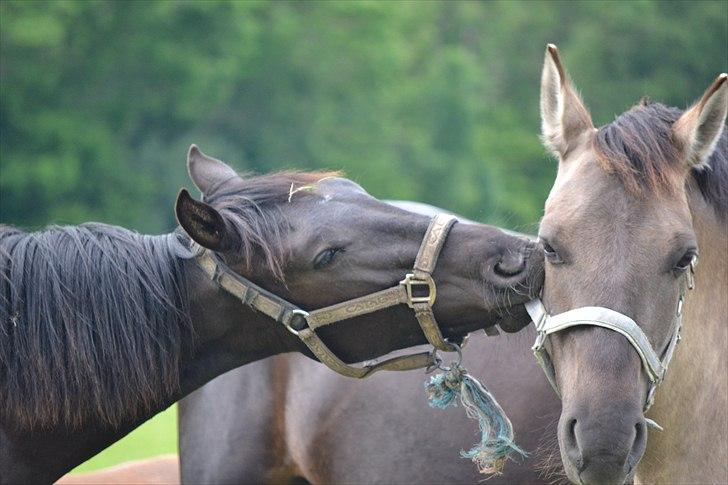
525, 257, 696, 426
192, 214, 460, 378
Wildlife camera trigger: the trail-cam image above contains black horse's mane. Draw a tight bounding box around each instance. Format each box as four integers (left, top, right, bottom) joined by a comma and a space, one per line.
0, 171, 340, 430
594, 100, 728, 220
0, 223, 191, 430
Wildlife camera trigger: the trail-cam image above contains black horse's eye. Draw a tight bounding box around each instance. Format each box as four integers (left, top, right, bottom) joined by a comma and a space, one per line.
314, 248, 343, 270
541, 239, 563, 264
674, 250, 697, 273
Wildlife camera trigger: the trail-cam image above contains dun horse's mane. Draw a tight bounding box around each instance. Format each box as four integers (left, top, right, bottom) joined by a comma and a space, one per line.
593, 100, 728, 219
0, 224, 192, 429
202, 170, 342, 280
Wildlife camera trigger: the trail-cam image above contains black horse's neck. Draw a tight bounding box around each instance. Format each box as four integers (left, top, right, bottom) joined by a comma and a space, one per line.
176, 243, 299, 395
0, 224, 297, 484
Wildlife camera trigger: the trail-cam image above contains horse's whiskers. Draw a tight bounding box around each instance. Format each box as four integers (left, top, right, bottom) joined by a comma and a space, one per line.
534, 418, 569, 485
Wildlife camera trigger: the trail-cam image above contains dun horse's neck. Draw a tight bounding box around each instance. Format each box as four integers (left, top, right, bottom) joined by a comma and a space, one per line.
637, 197, 728, 484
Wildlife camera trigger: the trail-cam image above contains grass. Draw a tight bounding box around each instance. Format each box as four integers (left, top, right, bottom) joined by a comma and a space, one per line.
70, 405, 178, 473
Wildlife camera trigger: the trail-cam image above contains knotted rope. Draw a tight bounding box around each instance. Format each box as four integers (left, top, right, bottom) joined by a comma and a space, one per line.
425, 346, 525, 475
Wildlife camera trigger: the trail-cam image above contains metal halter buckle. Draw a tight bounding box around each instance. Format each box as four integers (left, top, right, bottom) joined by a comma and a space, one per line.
284, 309, 311, 336
400, 273, 436, 308
532, 331, 547, 352
687, 257, 697, 290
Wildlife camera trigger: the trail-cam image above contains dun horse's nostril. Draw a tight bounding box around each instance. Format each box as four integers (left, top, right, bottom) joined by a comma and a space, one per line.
564, 417, 585, 471
494, 253, 526, 277
629, 420, 648, 466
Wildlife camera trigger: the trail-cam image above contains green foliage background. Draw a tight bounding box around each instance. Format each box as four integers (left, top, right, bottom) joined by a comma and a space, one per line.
1, 0, 726, 473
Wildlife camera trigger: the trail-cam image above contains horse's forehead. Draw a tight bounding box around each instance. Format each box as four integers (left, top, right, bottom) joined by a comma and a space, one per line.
545, 157, 690, 234
545, 158, 620, 220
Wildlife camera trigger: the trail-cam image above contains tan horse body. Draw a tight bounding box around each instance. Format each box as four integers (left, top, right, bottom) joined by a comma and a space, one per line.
56, 455, 179, 485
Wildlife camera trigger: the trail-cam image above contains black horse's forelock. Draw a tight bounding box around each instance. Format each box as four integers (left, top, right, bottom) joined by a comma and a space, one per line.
0, 223, 191, 430
203, 171, 341, 281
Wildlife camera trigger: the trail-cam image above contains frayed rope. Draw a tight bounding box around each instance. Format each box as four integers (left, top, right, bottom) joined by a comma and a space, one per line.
425, 365, 526, 475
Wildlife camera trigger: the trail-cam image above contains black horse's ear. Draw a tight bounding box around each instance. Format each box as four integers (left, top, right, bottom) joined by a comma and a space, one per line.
175, 188, 235, 252
187, 144, 239, 196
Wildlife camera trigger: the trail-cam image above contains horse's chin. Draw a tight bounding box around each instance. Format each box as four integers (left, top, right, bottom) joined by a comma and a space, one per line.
495, 304, 532, 333
440, 305, 531, 339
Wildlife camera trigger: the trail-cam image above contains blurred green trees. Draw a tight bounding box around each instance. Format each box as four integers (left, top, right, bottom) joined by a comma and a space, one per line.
1, 0, 726, 233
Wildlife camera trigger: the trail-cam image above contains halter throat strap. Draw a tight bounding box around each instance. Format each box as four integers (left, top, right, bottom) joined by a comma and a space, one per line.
192, 214, 458, 378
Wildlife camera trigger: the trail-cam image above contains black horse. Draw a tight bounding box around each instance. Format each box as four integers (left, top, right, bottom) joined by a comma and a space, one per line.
0, 146, 542, 483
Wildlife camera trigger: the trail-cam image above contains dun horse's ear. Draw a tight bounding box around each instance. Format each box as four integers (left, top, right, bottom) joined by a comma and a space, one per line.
187, 144, 239, 196
175, 188, 235, 252
673, 73, 728, 167
540, 44, 594, 158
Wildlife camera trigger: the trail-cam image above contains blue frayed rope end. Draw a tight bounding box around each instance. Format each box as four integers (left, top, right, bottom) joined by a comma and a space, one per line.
425, 366, 526, 475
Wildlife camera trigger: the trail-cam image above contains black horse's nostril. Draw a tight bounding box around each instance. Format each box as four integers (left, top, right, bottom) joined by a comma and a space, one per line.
494, 252, 527, 277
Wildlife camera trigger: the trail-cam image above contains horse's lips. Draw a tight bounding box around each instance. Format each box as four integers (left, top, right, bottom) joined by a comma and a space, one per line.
494, 304, 532, 333
439, 304, 531, 341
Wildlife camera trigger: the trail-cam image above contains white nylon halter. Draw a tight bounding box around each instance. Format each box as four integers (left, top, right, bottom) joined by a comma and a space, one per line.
525, 258, 696, 425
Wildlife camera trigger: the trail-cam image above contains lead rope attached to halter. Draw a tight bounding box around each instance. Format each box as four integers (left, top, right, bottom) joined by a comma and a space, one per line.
424, 344, 525, 475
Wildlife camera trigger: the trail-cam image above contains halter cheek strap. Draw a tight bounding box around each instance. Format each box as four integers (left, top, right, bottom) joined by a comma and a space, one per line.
193, 214, 459, 378
526, 258, 696, 420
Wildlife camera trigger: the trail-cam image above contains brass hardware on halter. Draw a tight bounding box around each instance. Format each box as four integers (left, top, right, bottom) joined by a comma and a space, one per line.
400, 273, 436, 308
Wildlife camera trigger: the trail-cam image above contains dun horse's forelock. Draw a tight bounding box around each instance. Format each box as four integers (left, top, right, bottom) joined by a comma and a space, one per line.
203, 170, 342, 281
0, 224, 192, 430
593, 101, 728, 219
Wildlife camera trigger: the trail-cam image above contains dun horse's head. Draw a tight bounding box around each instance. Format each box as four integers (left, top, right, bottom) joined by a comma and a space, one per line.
174, 146, 543, 364
537, 45, 727, 484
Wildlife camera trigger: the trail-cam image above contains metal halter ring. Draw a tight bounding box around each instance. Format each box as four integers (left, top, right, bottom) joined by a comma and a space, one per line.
428, 342, 463, 372
284, 309, 311, 336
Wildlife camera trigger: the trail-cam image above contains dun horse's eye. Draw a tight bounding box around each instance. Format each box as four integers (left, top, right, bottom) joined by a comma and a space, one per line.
541, 240, 563, 264
674, 251, 697, 273
314, 248, 343, 270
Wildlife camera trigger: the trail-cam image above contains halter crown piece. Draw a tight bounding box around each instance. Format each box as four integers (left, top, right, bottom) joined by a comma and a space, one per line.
525, 257, 697, 430
191, 214, 459, 378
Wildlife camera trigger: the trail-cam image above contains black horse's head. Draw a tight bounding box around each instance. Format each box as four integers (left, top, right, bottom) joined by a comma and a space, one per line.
175, 145, 544, 363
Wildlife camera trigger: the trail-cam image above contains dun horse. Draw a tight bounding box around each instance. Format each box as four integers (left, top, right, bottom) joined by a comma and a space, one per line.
178, 48, 727, 485
533, 45, 727, 485
0, 146, 543, 483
